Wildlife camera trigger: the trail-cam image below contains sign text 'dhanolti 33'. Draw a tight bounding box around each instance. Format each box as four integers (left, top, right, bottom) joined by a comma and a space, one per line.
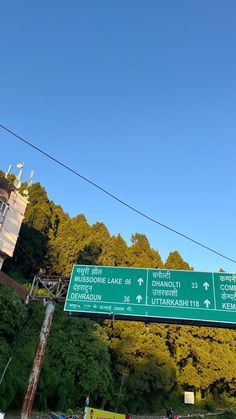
64, 265, 236, 328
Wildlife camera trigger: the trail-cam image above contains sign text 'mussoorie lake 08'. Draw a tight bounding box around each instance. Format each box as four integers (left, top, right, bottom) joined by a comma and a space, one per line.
64, 265, 236, 328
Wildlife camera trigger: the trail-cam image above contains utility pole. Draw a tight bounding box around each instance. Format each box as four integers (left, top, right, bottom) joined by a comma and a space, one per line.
21, 300, 55, 419
115, 373, 127, 413
20, 275, 69, 419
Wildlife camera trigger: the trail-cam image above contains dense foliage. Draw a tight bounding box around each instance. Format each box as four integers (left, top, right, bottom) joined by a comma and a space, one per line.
0, 179, 235, 413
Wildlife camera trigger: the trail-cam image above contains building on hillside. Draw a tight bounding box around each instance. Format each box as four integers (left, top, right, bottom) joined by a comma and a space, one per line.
0, 175, 29, 270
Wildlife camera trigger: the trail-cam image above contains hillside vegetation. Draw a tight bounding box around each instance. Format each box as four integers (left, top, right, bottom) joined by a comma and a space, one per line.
0, 177, 235, 413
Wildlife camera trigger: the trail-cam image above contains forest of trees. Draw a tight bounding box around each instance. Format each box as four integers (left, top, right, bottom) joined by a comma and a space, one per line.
0, 175, 236, 414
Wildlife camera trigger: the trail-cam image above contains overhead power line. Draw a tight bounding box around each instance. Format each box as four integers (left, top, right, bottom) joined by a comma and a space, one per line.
1, 122, 236, 265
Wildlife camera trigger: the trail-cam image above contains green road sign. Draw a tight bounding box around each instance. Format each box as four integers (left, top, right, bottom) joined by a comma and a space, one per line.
64, 265, 236, 328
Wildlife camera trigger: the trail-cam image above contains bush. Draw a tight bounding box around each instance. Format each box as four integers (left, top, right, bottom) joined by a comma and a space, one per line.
204, 394, 216, 412
220, 407, 236, 418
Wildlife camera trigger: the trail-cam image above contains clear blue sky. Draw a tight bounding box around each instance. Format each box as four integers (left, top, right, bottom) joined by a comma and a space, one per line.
1, 1, 236, 273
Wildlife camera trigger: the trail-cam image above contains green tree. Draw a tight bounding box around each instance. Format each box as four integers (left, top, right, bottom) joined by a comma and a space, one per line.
0, 284, 36, 411
128, 233, 163, 268
49, 214, 92, 275
104, 321, 176, 413
172, 326, 236, 402
165, 251, 191, 270
99, 234, 129, 267
80, 222, 110, 266
4, 182, 53, 277
37, 308, 114, 411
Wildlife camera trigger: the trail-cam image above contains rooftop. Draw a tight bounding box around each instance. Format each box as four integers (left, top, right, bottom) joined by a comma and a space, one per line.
0, 176, 16, 192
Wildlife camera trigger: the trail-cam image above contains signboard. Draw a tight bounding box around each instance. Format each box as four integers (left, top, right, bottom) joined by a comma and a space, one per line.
184, 391, 195, 405
84, 407, 125, 419
64, 265, 236, 328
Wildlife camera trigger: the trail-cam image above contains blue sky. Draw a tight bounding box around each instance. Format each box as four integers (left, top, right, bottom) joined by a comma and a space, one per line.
1, 1, 236, 273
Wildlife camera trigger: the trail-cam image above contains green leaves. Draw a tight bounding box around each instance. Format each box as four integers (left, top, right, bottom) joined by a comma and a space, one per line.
104, 321, 176, 412
128, 233, 163, 268
0, 285, 29, 409
0, 285, 26, 343
39, 309, 113, 410
1, 175, 236, 414
165, 251, 191, 270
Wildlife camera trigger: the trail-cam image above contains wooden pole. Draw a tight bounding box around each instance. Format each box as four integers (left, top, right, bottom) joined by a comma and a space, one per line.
21, 301, 55, 419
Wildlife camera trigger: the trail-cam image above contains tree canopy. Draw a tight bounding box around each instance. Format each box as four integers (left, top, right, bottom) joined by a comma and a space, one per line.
1, 177, 235, 414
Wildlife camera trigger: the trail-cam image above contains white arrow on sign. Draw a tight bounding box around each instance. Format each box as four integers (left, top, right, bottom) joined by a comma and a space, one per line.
204, 299, 211, 308
203, 282, 210, 290
137, 277, 144, 286
136, 295, 142, 303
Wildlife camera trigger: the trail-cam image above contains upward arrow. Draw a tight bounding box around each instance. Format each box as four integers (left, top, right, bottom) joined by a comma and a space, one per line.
204, 299, 211, 308
137, 277, 144, 286
136, 295, 143, 303
203, 282, 210, 290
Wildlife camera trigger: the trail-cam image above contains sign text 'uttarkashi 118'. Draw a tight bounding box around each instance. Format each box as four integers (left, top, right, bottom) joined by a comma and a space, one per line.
64, 265, 236, 327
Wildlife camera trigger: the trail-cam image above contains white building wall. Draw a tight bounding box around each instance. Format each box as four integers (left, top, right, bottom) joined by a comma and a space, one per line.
0, 191, 28, 258
0, 255, 4, 270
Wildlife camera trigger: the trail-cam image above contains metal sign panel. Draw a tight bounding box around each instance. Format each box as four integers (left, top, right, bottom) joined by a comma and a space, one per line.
64, 265, 236, 328
184, 392, 195, 405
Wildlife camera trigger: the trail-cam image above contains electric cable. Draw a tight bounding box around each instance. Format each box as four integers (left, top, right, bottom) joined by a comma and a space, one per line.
0, 301, 35, 386
1, 122, 236, 265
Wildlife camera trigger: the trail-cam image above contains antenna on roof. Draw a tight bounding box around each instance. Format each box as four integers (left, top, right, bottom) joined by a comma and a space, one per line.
14, 163, 24, 189
5, 165, 12, 179
23, 169, 34, 196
